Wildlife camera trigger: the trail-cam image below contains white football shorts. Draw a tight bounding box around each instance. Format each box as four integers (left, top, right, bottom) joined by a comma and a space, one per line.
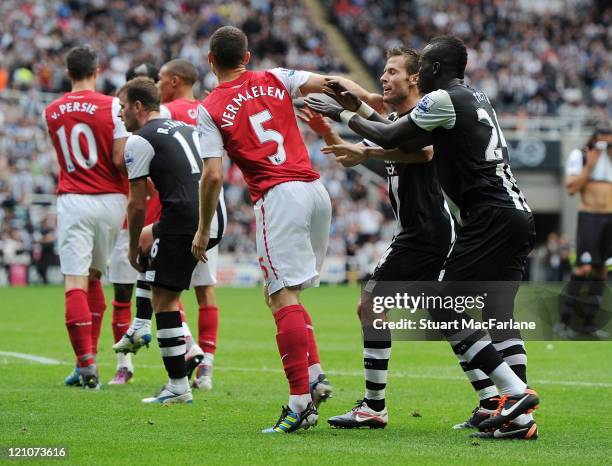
254, 179, 331, 295
190, 244, 219, 287
57, 193, 127, 276
108, 228, 139, 284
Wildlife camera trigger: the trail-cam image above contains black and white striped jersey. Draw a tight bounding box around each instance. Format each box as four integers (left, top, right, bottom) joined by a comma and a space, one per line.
125, 118, 226, 239
364, 112, 455, 252
409, 80, 530, 218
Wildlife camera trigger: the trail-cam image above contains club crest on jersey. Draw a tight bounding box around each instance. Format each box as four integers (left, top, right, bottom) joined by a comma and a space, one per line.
416, 95, 434, 114
188, 109, 197, 120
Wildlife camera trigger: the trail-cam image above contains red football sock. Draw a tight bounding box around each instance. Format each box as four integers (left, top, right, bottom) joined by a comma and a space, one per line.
198, 305, 219, 354
112, 300, 132, 343
88, 279, 106, 355
301, 306, 321, 367
65, 288, 94, 368
274, 305, 310, 395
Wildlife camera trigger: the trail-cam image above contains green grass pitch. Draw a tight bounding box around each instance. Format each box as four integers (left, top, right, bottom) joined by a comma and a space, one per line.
1, 285, 611, 465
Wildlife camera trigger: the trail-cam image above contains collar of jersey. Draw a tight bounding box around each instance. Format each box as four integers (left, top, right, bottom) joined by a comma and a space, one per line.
217, 70, 251, 89
67, 89, 95, 96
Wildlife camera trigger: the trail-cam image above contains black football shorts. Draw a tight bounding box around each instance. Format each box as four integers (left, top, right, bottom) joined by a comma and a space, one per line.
575, 211, 612, 267
144, 225, 198, 291
439, 206, 535, 282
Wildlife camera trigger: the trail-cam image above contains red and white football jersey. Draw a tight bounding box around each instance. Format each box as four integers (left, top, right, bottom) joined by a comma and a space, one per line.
197, 68, 319, 202
45, 90, 129, 195
160, 98, 200, 126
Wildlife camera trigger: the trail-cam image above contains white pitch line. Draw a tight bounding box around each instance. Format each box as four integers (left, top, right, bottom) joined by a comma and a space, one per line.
2, 351, 612, 389
0, 351, 63, 365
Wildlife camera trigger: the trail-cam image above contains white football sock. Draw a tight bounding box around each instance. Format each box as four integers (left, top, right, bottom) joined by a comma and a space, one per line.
308, 363, 323, 384
168, 377, 189, 394
116, 352, 133, 372
288, 394, 312, 414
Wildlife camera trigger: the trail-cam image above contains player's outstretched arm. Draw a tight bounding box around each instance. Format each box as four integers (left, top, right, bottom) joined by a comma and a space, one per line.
323, 80, 389, 124
192, 157, 223, 262
299, 73, 384, 114
322, 143, 433, 166
127, 179, 147, 272
297, 107, 344, 146
305, 96, 430, 153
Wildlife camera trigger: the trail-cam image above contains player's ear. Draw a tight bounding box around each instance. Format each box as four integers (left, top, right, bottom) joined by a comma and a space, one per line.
207, 51, 214, 66
243, 51, 251, 66
408, 73, 418, 86
432, 62, 441, 75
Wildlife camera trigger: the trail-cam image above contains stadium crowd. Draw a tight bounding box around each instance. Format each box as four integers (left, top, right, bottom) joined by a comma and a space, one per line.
0, 0, 395, 283
328, 0, 610, 120
0, 0, 606, 284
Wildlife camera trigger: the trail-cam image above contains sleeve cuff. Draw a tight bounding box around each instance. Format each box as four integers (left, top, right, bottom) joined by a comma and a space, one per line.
340, 110, 357, 124
201, 150, 226, 159
357, 102, 375, 119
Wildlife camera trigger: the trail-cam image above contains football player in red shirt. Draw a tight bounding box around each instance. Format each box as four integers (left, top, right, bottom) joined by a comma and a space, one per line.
45, 46, 129, 389
158, 59, 227, 390
192, 26, 373, 433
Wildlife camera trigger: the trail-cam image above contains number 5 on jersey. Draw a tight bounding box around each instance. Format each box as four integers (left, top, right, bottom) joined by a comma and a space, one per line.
249, 110, 286, 165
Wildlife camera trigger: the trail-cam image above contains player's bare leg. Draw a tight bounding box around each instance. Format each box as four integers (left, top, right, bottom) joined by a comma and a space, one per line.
142, 287, 192, 404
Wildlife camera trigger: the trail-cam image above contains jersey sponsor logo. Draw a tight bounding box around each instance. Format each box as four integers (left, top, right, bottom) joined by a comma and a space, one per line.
385, 162, 397, 176
416, 95, 434, 114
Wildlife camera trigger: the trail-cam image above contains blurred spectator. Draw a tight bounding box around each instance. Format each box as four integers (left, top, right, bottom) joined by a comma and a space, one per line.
328, 0, 611, 119
0, 0, 347, 96
32, 213, 57, 284
543, 232, 573, 281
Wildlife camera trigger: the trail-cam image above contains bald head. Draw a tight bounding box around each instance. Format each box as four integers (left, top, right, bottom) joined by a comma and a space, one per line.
158, 59, 198, 103
161, 59, 198, 85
